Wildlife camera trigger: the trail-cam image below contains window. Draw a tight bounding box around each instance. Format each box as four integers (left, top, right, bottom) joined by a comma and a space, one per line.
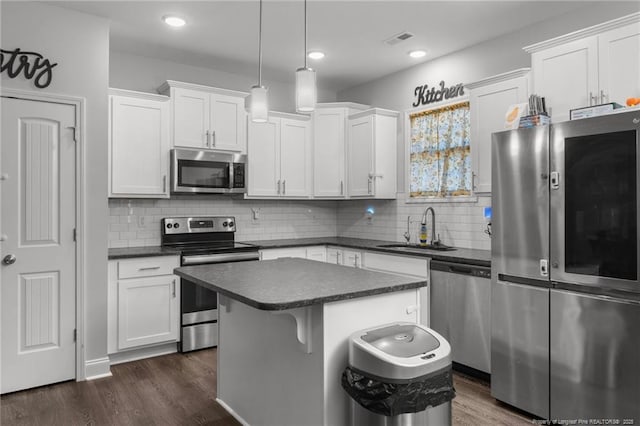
409, 101, 471, 198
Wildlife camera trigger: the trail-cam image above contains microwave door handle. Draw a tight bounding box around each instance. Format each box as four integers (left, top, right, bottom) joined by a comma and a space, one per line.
228, 163, 233, 190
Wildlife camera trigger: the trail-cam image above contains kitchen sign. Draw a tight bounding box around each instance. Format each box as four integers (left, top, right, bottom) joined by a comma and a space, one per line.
1, 48, 57, 89
413, 80, 464, 107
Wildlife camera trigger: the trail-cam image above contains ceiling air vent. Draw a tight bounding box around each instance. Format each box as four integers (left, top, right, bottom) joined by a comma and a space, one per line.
384, 31, 414, 46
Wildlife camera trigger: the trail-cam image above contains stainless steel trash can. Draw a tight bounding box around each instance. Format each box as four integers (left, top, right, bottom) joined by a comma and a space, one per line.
344, 322, 453, 426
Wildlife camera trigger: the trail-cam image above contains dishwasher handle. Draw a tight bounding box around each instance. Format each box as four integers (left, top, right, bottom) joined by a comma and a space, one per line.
431, 260, 490, 278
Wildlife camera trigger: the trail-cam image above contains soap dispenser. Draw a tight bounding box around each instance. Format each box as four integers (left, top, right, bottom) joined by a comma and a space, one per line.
419, 221, 428, 246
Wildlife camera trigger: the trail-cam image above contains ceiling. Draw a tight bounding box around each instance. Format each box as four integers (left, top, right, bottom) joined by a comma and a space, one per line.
52, 1, 598, 91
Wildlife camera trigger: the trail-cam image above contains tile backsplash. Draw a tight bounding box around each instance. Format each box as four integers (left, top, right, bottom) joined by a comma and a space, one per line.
109, 194, 491, 251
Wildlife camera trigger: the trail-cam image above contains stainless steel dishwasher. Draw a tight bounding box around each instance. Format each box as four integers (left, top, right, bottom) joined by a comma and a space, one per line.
430, 260, 491, 374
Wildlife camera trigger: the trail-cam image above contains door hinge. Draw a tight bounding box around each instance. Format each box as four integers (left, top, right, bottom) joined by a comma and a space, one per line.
73, 329, 77, 342
73, 228, 77, 242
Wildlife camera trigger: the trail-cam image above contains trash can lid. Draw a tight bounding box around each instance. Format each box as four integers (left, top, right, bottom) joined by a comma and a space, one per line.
361, 323, 440, 358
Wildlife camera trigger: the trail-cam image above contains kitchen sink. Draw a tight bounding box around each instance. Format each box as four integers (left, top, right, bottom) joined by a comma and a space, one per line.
377, 243, 457, 252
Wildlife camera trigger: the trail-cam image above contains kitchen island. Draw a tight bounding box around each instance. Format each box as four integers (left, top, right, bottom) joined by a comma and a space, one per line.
174, 257, 428, 426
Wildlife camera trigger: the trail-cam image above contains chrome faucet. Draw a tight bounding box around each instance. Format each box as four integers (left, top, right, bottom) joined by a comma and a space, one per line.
403, 216, 411, 244
421, 207, 439, 245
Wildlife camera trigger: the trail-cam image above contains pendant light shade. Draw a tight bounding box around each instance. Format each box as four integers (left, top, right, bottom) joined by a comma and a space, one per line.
249, 85, 269, 123
249, 0, 268, 123
295, 0, 317, 113
296, 67, 316, 113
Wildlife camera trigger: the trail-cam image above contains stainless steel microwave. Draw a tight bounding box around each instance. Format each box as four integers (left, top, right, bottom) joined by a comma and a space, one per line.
170, 148, 247, 194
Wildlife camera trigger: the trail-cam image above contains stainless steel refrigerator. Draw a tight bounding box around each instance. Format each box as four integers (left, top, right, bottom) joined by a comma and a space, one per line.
491, 110, 640, 421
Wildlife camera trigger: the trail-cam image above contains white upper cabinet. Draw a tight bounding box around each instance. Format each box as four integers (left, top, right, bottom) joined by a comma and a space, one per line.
526, 14, 640, 123
159, 80, 247, 153
312, 103, 369, 198
108, 88, 170, 198
467, 69, 531, 194
347, 109, 398, 199
247, 113, 311, 198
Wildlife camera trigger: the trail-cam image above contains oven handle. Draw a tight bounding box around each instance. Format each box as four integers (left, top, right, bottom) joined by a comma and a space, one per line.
182, 252, 260, 265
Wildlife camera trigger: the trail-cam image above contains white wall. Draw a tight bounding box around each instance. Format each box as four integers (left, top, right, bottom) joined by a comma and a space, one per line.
1, 3, 110, 369
110, 51, 337, 113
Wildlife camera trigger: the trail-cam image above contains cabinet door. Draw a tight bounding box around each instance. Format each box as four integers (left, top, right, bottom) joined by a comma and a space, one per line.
470, 74, 529, 194
260, 247, 308, 260
280, 118, 311, 197
348, 115, 374, 197
326, 247, 341, 265
173, 88, 209, 149
598, 22, 640, 107
305, 246, 327, 262
532, 37, 598, 122
247, 118, 280, 196
110, 95, 169, 197
342, 249, 362, 268
118, 275, 178, 349
210, 94, 246, 152
313, 109, 346, 197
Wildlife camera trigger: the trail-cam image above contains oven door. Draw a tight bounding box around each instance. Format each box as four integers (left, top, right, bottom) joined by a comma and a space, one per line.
181, 277, 217, 326
550, 111, 640, 293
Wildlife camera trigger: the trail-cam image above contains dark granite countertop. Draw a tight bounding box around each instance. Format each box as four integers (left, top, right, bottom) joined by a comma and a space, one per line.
108, 246, 180, 260
242, 237, 491, 267
109, 237, 490, 267
174, 257, 428, 310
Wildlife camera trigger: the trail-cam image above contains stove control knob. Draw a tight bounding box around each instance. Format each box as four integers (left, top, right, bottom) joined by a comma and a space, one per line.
166, 223, 173, 229
174, 223, 180, 229
223, 222, 228, 227
228, 221, 234, 228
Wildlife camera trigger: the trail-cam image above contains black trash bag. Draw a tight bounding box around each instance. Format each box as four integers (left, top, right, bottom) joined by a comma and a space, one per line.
341, 365, 456, 416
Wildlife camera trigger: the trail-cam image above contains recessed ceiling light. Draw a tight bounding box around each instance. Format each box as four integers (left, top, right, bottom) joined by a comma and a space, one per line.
308, 51, 325, 60
409, 50, 427, 58
162, 15, 186, 27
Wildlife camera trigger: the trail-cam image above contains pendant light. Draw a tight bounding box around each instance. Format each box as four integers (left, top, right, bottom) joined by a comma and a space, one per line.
249, 0, 268, 123
295, 0, 317, 113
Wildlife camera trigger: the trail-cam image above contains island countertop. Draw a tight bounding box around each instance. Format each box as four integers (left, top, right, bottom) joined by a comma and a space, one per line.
174, 257, 428, 311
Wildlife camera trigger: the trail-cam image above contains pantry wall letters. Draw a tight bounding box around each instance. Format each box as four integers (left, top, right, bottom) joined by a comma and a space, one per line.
0, 48, 58, 89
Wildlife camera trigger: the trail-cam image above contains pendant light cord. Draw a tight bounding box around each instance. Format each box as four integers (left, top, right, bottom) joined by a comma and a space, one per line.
304, 0, 308, 68
258, 0, 263, 86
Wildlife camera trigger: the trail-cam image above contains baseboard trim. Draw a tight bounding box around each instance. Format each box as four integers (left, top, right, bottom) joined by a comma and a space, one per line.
108, 342, 177, 365
216, 398, 250, 426
85, 357, 112, 381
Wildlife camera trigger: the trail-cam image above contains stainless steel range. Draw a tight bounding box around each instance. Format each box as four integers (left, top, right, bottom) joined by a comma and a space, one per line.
161, 216, 259, 352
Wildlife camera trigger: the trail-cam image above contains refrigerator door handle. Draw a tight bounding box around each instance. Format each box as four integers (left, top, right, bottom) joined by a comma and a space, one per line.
550, 171, 560, 190
540, 259, 549, 277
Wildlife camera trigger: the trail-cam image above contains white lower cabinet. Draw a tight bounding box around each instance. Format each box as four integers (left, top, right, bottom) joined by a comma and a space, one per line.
326, 246, 362, 268
361, 251, 430, 326
108, 256, 180, 356
259, 246, 327, 262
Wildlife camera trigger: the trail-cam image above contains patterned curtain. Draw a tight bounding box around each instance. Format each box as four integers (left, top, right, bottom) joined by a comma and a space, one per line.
409, 101, 471, 198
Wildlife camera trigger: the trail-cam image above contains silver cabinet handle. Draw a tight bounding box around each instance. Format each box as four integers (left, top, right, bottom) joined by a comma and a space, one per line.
336, 251, 341, 264
589, 92, 598, 106
212, 130, 216, 147
354, 253, 359, 266
471, 172, 477, 191
3, 254, 16, 265
277, 180, 281, 195
205, 130, 210, 148
600, 90, 608, 104
340, 181, 344, 196
162, 175, 166, 193
139, 266, 160, 271
172, 279, 176, 298
282, 180, 286, 195
367, 177, 372, 194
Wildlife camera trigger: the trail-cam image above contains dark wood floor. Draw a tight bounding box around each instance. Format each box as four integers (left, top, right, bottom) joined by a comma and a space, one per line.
1, 349, 533, 426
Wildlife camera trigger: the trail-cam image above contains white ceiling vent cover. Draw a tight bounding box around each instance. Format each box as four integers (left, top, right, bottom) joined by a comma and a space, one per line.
384, 31, 414, 46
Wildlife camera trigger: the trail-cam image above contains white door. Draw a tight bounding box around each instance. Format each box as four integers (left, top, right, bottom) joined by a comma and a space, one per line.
280, 118, 310, 197
210, 94, 245, 152
173, 87, 209, 149
109, 95, 169, 197
1, 97, 77, 393
532, 36, 598, 122
598, 22, 640, 107
348, 116, 373, 197
313, 109, 345, 197
247, 118, 279, 196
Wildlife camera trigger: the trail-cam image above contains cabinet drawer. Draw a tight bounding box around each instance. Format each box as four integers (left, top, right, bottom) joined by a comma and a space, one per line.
363, 252, 428, 278
117, 256, 179, 279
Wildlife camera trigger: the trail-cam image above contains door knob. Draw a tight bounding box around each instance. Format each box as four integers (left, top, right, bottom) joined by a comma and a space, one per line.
3, 254, 16, 265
